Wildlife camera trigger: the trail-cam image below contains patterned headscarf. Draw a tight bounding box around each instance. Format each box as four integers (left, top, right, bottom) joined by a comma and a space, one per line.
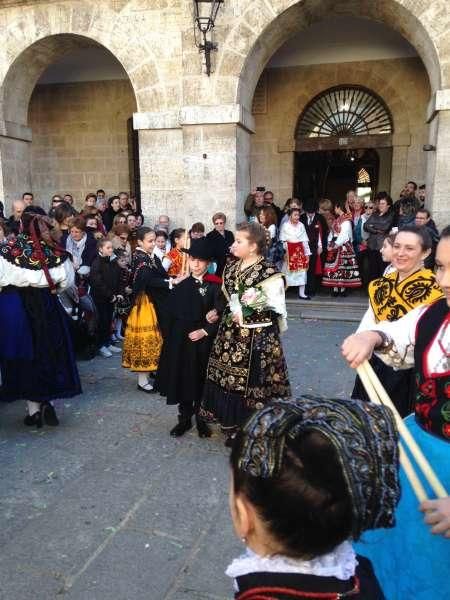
237, 396, 400, 539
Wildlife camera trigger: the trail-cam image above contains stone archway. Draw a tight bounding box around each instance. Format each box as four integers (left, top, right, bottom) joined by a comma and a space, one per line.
215, 0, 444, 111
212, 0, 450, 224
0, 2, 168, 210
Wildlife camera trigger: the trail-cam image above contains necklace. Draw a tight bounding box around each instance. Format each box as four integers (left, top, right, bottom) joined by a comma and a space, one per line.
234, 257, 263, 290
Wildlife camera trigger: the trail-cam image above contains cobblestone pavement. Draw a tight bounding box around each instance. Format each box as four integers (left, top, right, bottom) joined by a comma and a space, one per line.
0, 317, 355, 600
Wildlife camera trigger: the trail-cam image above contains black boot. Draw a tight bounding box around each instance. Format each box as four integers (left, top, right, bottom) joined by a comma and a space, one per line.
23, 412, 43, 429
42, 402, 59, 426
196, 416, 211, 439
170, 416, 192, 437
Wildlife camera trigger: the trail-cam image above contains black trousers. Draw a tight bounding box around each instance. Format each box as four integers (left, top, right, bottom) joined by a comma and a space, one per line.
305, 253, 321, 295
95, 301, 114, 348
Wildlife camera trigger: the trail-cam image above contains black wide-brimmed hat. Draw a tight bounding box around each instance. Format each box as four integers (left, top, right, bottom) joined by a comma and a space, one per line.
182, 237, 213, 261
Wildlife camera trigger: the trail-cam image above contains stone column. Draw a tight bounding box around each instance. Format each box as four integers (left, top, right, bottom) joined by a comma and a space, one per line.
179, 104, 255, 228
133, 111, 183, 228
0, 121, 32, 213
426, 89, 450, 228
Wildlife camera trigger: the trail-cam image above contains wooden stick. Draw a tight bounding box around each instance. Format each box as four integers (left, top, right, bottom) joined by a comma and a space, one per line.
363, 361, 447, 499
357, 361, 447, 500
180, 227, 189, 275
356, 362, 428, 502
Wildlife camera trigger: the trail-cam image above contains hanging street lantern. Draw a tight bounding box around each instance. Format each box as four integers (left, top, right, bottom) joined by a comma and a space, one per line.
192, 0, 223, 76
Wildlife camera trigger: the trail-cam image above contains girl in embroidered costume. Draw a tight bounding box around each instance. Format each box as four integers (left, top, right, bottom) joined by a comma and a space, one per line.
342, 226, 450, 600
227, 397, 399, 599
322, 199, 361, 296
165, 228, 186, 277
122, 227, 185, 393
201, 222, 291, 446
0, 207, 81, 428
279, 207, 311, 299
352, 225, 443, 415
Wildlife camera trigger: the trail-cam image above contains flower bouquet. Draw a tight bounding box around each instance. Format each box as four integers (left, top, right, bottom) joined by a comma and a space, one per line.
227, 284, 270, 326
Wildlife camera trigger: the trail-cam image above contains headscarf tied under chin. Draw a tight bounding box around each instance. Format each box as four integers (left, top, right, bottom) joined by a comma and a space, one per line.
28, 214, 58, 292
237, 396, 400, 540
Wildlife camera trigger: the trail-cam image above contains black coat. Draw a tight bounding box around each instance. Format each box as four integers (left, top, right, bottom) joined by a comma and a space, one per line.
300, 212, 328, 254
205, 229, 235, 276
155, 275, 223, 410
89, 255, 122, 303
103, 207, 122, 232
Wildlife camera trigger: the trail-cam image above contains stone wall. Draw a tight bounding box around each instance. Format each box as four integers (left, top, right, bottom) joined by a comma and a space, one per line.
0, 1, 449, 226
250, 57, 430, 205
28, 79, 136, 208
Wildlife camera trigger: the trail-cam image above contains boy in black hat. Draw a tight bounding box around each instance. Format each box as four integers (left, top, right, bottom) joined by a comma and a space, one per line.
155, 238, 224, 438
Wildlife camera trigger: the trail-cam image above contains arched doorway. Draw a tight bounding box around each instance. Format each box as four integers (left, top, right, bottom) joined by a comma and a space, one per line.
0, 34, 138, 210
294, 85, 393, 201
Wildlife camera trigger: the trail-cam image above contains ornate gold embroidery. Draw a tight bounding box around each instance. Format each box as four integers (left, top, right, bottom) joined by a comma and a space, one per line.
369, 268, 443, 323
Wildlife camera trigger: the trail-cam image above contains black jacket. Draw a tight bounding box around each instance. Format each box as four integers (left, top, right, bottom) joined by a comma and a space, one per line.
89, 255, 122, 303
363, 211, 394, 250
300, 212, 328, 254
205, 229, 235, 276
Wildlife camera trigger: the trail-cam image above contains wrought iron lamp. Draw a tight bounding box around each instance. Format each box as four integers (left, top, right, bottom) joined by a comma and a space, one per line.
193, 0, 223, 76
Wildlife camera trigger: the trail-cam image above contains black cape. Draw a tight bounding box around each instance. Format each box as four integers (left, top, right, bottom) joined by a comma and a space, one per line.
155, 275, 223, 415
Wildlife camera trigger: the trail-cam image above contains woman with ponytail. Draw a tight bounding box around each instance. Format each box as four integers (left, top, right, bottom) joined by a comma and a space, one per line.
0, 206, 81, 428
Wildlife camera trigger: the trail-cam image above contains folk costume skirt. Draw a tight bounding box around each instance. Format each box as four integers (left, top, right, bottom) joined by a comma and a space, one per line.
0, 287, 82, 403
122, 292, 162, 372
322, 242, 362, 288
201, 310, 291, 430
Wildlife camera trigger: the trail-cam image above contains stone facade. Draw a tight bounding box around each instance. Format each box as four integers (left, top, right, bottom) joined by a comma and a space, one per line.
29, 79, 136, 208
0, 0, 448, 227
251, 57, 431, 204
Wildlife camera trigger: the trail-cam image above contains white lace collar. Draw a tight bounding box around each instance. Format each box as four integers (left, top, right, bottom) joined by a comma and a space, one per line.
226, 541, 357, 583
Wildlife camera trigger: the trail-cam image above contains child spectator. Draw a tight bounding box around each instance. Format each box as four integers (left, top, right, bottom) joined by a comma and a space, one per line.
89, 239, 123, 358
155, 238, 222, 438
153, 230, 171, 271
166, 228, 186, 276
112, 248, 132, 341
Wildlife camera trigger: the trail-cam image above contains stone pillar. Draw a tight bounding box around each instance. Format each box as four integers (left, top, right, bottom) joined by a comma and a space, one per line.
179, 104, 254, 228
426, 90, 450, 228
133, 111, 183, 228
0, 121, 32, 213
134, 105, 254, 229
390, 133, 411, 198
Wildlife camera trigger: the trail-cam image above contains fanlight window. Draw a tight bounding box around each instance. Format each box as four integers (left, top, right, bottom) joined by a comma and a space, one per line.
297, 86, 393, 138
358, 168, 371, 184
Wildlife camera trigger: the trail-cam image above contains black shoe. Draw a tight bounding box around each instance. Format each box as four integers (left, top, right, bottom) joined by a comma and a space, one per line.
170, 418, 192, 437
23, 412, 43, 429
340, 289, 348, 297
224, 434, 236, 448
42, 402, 59, 426
332, 290, 339, 297
196, 417, 211, 438
299, 295, 311, 300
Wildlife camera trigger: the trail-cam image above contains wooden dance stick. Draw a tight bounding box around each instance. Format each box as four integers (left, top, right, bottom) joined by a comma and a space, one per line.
357, 360, 447, 500
180, 227, 190, 275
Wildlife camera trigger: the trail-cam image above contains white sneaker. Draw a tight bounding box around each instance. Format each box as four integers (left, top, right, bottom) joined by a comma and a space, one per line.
99, 346, 113, 358
108, 345, 122, 354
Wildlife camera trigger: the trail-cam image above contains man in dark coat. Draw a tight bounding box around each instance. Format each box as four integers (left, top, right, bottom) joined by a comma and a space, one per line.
205, 212, 235, 277
300, 198, 328, 297
155, 238, 223, 438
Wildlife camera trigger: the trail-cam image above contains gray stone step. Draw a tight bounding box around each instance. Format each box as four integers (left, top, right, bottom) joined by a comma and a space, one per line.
286, 297, 367, 323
